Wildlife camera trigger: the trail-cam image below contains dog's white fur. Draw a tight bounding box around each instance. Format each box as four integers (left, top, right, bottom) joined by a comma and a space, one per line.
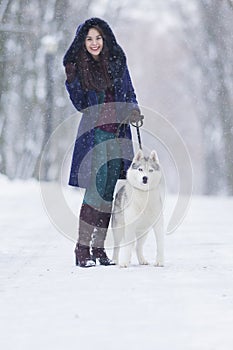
112, 149, 164, 268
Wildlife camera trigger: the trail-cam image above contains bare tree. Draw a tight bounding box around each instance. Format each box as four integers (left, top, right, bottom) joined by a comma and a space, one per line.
174, 0, 233, 195
197, 0, 233, 195
0, 0, 93, 180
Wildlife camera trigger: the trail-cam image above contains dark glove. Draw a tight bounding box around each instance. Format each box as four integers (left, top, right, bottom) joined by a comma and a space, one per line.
129, 110, 144, 124
65, 62, 77, 83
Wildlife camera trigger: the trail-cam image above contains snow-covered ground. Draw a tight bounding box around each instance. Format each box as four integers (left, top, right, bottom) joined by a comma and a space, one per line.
1, 175, 233, 350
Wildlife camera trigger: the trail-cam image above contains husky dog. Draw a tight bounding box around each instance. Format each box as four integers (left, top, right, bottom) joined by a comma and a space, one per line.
112, 149, 164, 268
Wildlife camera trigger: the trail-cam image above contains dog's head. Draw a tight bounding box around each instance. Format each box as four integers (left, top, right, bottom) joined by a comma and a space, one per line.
127, 149, 162, 191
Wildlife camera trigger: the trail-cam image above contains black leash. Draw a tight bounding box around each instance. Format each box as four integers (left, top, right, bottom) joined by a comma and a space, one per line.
130, 115, 144, 150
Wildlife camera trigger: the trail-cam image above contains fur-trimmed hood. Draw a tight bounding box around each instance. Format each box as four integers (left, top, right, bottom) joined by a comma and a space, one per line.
63, 17, 126, 79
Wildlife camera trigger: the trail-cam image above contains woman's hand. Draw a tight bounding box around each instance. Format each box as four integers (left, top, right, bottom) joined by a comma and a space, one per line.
129, 110, 144, 125
65, 62, 77, 83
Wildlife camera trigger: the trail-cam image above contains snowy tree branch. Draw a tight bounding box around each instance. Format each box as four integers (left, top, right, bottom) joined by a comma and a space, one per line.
227, 0, 233, 8
0, 0, 11, 22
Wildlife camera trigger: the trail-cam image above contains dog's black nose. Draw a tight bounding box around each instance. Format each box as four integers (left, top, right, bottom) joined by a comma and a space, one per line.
142, 176, 148, 184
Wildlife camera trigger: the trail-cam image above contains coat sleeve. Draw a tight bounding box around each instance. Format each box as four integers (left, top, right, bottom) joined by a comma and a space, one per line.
124, 67, 140, 112
65, 77, 87, 112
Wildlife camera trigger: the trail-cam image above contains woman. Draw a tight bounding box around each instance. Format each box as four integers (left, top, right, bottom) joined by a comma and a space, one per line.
63, 17, 142, 267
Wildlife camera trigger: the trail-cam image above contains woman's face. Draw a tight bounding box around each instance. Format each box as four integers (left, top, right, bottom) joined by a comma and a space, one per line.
85, 28, 103, 60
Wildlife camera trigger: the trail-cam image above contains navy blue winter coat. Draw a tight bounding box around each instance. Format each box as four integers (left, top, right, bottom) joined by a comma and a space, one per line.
63, 18, 140, 188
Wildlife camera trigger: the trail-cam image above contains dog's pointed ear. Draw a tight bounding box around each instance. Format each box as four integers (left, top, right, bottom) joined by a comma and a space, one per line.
150, 150, 159, 163
134, 149, 144, 162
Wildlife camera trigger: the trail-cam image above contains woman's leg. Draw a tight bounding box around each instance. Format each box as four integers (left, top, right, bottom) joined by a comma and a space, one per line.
91, 130, 122, 260
75, 131, 105, 267
77, 128, 122, 265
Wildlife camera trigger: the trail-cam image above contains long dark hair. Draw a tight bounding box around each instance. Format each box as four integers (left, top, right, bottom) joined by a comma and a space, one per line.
75, 25, 113, 92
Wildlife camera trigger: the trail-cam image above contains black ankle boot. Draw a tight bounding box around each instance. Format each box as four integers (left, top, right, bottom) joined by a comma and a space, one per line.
75, 244, 95, 268
92, 247, 115, 266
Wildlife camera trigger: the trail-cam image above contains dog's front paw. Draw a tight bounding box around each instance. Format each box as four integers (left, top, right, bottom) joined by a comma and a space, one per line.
154, 261, 164, 267
139, 258, 149, 265
120, 262, 130, 268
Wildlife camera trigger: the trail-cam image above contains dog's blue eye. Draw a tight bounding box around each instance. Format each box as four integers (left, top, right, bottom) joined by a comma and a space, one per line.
149, 169, 154, 172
